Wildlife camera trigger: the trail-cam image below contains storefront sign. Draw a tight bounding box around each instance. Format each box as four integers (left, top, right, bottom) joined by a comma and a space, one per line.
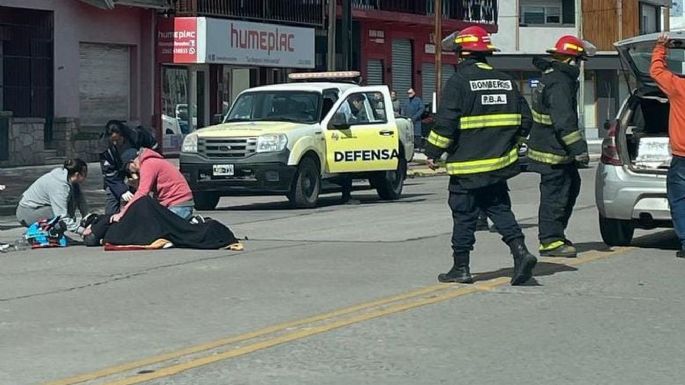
157, 17, 199, 63
157, 17, 314, 68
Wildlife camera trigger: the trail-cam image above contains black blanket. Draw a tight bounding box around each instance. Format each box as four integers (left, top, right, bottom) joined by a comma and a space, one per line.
88, 197, 238, 249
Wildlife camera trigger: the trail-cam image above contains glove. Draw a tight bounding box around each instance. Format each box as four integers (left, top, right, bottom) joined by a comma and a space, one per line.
574, 152, 590, 168
121, 191, 134, 202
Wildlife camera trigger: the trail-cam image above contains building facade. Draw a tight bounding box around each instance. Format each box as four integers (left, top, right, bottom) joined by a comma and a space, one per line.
0, 0, 163, 166
336, 0, 498, 108
491, 0, 670, 140
159, 0, 324, 153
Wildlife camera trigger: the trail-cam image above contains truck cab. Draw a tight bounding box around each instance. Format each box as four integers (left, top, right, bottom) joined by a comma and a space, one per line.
180, 72, 415, 210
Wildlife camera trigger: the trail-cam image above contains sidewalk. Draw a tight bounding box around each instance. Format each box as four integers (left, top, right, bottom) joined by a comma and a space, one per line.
0, 141, 603, 217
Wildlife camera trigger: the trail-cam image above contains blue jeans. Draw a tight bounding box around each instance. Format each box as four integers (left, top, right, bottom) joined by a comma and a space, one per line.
667, 155, 685, 249
168, 205, 193, 220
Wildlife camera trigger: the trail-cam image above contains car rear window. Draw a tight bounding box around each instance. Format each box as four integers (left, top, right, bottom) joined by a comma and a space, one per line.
628, 42, 685, 77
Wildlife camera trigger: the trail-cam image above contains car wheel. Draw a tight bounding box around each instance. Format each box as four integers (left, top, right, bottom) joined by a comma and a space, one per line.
287, 157, 321, 208
193, 192, 220, 210
371, 157, 407, 200
599, 215, 634, 246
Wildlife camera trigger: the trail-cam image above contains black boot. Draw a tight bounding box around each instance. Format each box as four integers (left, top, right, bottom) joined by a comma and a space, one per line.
438, 253, 474, 284
508, 238, 537, 286
476, 213, 489, 232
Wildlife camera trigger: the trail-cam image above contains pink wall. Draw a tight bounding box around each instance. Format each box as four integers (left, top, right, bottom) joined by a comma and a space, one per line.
3, 0, 155, 127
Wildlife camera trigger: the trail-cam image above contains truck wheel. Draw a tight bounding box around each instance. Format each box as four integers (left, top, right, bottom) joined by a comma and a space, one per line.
194, 192, 220, 210
372, 158, 407, 200
599, 215, 634, 246
287, 157, 321, 208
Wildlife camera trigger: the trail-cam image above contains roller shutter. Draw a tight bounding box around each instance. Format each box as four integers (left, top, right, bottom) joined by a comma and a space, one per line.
422, 63, 456, 105
79, 43, 130, 129
392, 39, 413, 104
366, 59, 384, 86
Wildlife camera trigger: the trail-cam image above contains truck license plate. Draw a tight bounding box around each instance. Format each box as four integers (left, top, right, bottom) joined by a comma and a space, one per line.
213, 164, 234, 176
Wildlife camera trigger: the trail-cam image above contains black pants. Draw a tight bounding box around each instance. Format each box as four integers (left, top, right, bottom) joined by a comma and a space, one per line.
538, 165, 581, 245
105, 188, 121, 215
449, 182, 524, 254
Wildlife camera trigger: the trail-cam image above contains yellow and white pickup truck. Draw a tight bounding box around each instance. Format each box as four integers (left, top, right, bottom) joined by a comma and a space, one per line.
180, 72, 414, 209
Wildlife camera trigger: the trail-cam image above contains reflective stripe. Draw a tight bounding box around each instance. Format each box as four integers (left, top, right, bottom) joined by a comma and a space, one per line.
562, 130, 583, 146
459, 114, 522, 130
532, 110, 552, 125
563, 43, 584, 52
540, 240, 566, 251
455, 36, 479, 43
527, 148, 571, 164
475, 63, 493, 70
446, 148, 518, 175
427, 131, 453, 149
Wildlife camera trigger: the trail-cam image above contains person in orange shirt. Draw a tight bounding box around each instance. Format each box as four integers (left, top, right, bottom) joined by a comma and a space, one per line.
650, 32, 685, 258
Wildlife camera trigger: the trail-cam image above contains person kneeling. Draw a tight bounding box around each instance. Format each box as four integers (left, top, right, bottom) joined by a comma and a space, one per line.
110, 148, 194, 223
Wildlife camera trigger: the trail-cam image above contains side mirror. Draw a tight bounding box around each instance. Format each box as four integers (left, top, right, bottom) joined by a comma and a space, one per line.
212, 114, 224, 125
328, 112, 349, 130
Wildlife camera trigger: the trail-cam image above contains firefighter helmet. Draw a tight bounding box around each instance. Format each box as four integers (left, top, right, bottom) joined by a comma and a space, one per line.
454, 26, 499, 53
547, 35, 587, 58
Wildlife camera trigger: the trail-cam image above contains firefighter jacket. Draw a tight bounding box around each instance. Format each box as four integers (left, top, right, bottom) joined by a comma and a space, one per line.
424, 58, 532, 190
527, 57, 588, 169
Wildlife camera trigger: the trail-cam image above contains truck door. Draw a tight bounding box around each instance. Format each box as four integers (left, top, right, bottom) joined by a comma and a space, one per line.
321, 86, 399, 174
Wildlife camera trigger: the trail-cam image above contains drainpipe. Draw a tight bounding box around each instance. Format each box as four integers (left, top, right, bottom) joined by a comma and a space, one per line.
576, 0, 587, 138
435, 0, 442, 108
617, 0, 623, 40
515, 0, 520, 52
327, 0, 337, 71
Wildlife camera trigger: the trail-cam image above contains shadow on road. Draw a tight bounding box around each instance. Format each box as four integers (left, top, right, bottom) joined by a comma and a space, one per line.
573, 241, 612, 253
632, 230, 680, 251
472, 262, 578, 285
216, 193, 431, 211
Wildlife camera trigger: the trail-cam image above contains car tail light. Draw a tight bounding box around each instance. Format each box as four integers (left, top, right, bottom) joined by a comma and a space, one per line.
600, 121, 622, 166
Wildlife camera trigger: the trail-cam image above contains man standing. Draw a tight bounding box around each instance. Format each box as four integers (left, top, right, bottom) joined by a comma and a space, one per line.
402, 88, 425, 147
425, 26, 536, 286
527, 35, 590, 258
651, 33, 685, 258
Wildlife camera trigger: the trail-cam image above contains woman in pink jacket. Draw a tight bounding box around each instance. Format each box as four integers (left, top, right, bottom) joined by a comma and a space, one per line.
110, 148, 194, 222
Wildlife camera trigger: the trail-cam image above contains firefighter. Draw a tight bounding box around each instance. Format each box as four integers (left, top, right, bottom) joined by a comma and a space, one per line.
527, 35, 591, 258
425, 26, 537, 286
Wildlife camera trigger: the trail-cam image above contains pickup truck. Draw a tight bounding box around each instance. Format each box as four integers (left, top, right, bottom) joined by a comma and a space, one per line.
179, 72, 415, 209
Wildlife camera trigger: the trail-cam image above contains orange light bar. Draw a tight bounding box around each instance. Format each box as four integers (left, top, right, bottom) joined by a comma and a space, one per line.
288, 71, 361, 80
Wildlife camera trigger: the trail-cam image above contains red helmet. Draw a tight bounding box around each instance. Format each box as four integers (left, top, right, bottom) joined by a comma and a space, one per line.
454, 26, 498, 53
547, 35, 587, 58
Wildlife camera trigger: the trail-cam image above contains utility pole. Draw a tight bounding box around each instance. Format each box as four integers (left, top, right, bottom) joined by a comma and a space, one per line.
327, 0, 337, 71
341, 0, 352, 70
434, 0, 443, 110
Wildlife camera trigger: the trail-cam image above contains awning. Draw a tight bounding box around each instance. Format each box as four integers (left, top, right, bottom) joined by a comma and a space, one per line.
78, 0, 170, 10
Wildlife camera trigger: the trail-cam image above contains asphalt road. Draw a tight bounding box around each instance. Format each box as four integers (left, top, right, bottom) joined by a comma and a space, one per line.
1, 166, 684, 385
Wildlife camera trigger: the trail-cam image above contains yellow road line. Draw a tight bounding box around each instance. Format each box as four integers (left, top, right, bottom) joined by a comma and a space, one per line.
44, 283, 452, 385
46, 246, 634, 385
105, 286, 484, 385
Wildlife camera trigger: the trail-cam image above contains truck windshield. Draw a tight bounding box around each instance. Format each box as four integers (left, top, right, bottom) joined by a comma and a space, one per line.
226, 91, 321, 124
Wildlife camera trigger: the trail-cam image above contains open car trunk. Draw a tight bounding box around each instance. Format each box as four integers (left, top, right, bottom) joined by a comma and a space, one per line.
621, 91, 670, 173
614, 32, 685, 174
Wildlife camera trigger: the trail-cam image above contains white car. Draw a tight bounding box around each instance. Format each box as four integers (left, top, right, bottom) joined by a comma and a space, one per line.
595, 32, 684, 246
